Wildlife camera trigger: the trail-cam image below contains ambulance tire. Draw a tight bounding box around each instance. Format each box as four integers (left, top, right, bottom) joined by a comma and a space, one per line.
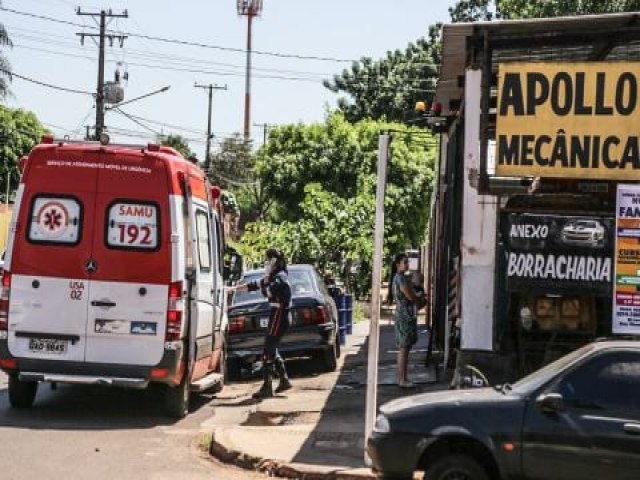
164, 366, 191, 419
8, 374, 38, 409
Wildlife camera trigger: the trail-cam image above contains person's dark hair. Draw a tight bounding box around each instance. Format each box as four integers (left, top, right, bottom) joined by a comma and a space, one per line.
386, 253, 408, 305
266, 248, 287, 273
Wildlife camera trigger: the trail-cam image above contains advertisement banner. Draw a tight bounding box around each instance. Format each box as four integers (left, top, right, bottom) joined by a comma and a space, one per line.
495, 62, 640, 180
501, 213, 614, 294
613, 184, 640, 334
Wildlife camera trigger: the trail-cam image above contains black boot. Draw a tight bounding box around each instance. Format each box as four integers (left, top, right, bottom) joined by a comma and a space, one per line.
274, 357, 292, 393
252, 362, 274, 399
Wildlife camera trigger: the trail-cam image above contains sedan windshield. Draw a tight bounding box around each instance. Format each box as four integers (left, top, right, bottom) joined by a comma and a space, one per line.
510, 343, 596, 395
233, 269, 315, 304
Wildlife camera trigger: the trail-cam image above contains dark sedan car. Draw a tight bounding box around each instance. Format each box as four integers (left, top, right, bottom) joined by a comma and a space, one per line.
226, 264, 340, 378
368, 340, 640, 480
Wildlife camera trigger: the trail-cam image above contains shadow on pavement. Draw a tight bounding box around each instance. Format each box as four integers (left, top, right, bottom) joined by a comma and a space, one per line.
289, 318, 439, 469
0, 380, 220, 430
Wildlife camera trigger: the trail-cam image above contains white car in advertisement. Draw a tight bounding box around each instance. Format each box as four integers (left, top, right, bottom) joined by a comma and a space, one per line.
560, 219, 605, 247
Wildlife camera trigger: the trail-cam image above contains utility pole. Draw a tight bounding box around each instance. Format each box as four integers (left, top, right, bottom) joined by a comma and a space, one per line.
194, 83, 228, 173
237, 0, 264, 144
76, 8, 128, 140
253, 122, 271, 145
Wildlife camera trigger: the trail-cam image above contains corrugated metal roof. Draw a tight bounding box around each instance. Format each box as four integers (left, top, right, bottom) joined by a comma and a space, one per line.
435, 12, 640, 117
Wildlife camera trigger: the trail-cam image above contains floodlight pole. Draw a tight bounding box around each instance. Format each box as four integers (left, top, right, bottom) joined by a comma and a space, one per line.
237, 0, 263, 143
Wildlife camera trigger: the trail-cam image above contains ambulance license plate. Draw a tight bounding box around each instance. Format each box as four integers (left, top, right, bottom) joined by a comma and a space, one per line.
28, 338, 67, 354
259, 317, 269, 329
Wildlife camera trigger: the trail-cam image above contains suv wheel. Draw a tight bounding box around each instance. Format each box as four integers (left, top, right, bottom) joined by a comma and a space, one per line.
425, 454, 489, 480
8, 374, 38, 409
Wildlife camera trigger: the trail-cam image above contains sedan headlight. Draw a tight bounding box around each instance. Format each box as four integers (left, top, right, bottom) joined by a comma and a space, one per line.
374, 414, 390, 433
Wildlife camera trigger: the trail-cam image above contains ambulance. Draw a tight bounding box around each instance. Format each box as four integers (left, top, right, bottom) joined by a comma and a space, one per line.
0, 136, 229, 418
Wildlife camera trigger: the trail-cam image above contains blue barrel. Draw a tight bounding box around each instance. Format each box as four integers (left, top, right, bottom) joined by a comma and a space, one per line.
344, 294, 353, 335
336, 294, 347, 345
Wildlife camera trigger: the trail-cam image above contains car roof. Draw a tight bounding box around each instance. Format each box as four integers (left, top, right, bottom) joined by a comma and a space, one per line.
242, 264, 317, 277
591, 339, 640, 350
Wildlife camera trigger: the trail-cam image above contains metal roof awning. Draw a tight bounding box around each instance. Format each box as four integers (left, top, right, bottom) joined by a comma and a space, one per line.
435, 12, 640, 117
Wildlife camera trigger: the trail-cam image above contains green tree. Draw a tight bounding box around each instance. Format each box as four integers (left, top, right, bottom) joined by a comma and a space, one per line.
207, 134, 274, 226
498, 0, 640, 18
0, 10, 12, 100
160, 134, 194, 159
0, 105, 47, 201
449, 0, 494, 22
323, 24, 441, 123
240, 113, 436, 295
448, 0, 640, 20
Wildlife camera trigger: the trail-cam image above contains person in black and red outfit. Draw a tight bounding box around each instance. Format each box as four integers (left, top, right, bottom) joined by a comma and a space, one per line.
236, 248, 292, 399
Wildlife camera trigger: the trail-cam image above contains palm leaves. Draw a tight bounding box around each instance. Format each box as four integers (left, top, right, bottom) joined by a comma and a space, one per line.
0, 19, 13, 99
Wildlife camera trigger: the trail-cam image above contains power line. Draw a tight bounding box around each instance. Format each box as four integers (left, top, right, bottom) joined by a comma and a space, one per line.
0, 68, 93, 95
11, 27, 440, 76
0, 6, 355, 63
12, 43, 436, 92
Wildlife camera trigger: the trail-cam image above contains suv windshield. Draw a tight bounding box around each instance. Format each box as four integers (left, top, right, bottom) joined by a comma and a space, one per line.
510, 344, 596, 395
233, 269, 315, 304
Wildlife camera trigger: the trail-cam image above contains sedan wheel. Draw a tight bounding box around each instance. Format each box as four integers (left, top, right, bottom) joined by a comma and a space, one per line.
425, 454, 489, 480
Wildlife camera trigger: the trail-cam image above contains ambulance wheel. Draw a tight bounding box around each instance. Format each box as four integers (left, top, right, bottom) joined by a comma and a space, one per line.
8, 374, 38, 409
164, 368, 190, 419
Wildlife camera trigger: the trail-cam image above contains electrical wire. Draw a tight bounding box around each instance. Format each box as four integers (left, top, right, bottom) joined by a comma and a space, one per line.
0, 68, 93, 95
12, 43, 436, 92
0, 6, 355, 63
111, 107, 160, 135
10, 29, 333, 78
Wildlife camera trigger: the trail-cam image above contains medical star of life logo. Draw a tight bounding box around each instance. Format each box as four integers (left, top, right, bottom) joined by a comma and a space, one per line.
35, 201, 69, 238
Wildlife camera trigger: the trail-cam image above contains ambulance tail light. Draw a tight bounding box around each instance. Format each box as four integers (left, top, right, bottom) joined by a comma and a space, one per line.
0, 271, 11, 335
166, 281, 184, 342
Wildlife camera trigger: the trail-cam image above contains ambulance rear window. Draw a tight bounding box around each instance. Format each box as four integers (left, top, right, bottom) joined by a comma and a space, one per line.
28, 196, 82, 245
106, 201, 159, 250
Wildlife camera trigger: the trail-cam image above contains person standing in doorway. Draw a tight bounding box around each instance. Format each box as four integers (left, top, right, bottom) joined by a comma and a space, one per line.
391, 253, 424, 388
235, 248, 292, 398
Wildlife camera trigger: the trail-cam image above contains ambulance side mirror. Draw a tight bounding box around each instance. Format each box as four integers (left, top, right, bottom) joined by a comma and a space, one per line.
224, 249, 243, 283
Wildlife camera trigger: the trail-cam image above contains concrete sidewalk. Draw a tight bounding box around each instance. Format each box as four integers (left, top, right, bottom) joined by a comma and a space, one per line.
205, 313, 447, 479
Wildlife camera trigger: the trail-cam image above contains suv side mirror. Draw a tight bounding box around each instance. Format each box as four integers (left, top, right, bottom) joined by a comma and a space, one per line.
536, 392, 564, 413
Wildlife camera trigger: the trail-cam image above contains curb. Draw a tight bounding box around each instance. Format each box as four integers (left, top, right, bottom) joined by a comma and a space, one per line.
209, 430, 376, 480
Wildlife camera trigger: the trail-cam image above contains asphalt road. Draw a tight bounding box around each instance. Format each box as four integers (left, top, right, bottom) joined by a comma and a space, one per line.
0, 372, 265, 480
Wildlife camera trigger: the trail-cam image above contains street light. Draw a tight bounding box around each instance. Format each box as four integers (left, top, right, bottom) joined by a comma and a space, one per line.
237, 0, 264, 143
105, 85, 171, 111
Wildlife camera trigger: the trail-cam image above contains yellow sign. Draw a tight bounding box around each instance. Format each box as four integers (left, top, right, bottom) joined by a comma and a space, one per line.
496, 62, 640, 180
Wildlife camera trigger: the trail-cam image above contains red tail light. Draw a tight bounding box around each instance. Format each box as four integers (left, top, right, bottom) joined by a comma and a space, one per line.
166, 281, 184, 342
300, 306, 328, 325
229, 316, 245, 334
0, 271, 11, 334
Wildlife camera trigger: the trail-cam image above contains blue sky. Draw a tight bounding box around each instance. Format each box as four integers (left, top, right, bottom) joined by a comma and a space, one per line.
2, 0, 455, 158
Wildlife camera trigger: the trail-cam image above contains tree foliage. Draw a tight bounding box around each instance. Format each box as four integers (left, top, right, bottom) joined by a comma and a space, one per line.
160, 134, 194, 159
498, 0, 640, 18
237, 113, 436, 295
0, 105, 47, 200
0, 9, 12, 100
448, 0, 640, 20
323, 25, 442, 124
208, 134, 273, 227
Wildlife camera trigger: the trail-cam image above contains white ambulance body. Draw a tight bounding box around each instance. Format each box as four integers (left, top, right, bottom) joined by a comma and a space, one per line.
0, 137, 228, 417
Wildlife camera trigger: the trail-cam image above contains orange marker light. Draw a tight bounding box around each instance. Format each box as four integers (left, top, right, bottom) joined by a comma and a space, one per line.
502, 442, 516, 452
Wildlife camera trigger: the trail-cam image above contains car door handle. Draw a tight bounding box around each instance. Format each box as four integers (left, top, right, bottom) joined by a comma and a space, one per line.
91, 300, 116, 307
623, 423, 640, 435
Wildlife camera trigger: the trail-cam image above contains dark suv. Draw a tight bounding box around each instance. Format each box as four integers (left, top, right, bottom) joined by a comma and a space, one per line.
368, 340, 640, 480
